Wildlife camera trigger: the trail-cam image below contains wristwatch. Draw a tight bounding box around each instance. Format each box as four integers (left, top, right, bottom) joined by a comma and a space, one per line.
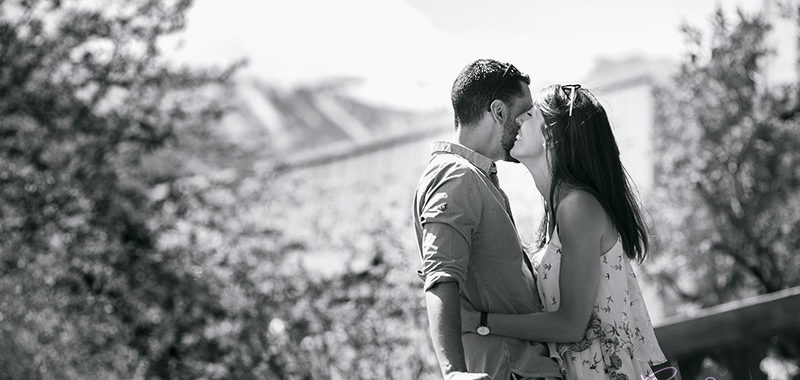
476, 312, 490, 336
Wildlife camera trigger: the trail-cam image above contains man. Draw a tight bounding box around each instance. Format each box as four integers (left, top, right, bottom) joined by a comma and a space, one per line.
413, 59, 562, 380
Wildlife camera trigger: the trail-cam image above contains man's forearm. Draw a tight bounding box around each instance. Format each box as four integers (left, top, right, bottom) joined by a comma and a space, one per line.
425, 281, 467, 377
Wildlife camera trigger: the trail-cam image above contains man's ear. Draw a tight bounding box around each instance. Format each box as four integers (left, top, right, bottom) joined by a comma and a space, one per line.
489, 100, 505, 123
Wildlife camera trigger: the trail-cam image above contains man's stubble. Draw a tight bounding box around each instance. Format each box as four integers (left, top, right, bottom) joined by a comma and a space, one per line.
501, 117, 520, 163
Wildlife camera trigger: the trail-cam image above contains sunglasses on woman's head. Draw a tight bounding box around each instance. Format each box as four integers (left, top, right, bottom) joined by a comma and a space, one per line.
559, 84, 602, 130
561, 84, 581, 117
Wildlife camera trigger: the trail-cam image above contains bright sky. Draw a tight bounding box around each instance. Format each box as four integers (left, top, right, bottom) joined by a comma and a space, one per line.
163, 0, 765, 110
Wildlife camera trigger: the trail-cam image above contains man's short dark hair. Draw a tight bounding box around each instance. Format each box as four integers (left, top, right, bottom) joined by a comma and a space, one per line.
451, 59, 531, 127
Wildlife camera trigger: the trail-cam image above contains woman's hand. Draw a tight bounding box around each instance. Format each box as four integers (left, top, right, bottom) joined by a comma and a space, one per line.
460, 303, 480, 334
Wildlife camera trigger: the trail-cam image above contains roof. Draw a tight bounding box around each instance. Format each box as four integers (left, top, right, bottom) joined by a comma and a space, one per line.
218, 77, 450, 168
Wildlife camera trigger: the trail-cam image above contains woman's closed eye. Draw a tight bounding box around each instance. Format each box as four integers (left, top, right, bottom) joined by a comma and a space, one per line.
515, 107, 536, 126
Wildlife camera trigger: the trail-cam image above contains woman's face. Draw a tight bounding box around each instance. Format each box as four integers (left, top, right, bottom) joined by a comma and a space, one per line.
509, 105, 547, 160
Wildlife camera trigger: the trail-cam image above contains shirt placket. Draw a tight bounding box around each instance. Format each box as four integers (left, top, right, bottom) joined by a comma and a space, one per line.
487, 166, 538, 288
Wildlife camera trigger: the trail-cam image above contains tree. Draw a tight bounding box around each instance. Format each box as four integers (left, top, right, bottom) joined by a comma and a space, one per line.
649, 5, 800, 309
645, 5, 800, 377
0, 0, 242, 377
0, 1, 439, 377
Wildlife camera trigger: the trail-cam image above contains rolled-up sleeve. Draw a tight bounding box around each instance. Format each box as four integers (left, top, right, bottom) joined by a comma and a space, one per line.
418, 168, 482, 292
420, 223, 470, 291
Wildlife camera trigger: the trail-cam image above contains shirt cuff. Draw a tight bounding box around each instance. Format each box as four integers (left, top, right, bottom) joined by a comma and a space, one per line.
423, 270, 464, 292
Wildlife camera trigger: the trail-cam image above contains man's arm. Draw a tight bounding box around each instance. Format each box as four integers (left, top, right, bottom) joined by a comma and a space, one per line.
420, 222, 489, 379
416, 166, 488, 379
425, 281, 467, 377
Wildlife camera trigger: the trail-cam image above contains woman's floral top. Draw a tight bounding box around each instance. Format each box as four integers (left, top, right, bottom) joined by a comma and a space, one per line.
531, 230, 668, 380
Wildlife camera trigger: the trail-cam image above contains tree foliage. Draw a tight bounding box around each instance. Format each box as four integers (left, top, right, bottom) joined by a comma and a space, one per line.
0, 0, 241, 377
647, 7, 800, 307
643, 9, 800, 376
645, 6, 800, 372
0, 1, 438, 378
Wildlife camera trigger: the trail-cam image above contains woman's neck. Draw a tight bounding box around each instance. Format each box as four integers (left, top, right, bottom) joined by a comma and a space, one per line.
519, 157, 551, 200
520, 156, 556, 238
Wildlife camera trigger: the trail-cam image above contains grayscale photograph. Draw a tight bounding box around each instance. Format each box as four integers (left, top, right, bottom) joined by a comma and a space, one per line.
1, 0, 799, 379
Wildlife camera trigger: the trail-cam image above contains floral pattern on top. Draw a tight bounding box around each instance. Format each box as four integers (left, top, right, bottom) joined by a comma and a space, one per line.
531, 230, 668, 380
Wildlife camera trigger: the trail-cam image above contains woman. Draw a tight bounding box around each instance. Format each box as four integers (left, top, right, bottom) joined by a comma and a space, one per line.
461, 84, 668, 380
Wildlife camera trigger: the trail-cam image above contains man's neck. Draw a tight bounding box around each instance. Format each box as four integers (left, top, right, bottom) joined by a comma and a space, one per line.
455, 125, 500, 161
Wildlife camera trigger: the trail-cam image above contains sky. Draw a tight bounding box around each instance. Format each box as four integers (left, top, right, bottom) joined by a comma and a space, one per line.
162, 0, 766, 110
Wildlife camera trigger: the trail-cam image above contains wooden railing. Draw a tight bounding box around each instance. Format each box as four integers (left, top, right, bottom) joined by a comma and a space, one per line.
654, 286, 800, 380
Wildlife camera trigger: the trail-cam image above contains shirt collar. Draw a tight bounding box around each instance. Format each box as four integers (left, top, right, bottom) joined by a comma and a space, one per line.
431, 141, 496, 176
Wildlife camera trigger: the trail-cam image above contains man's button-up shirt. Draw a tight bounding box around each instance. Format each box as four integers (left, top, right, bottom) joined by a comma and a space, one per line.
412, 141, 562, 379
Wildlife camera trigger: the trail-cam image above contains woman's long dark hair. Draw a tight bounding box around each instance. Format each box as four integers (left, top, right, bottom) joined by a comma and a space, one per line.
534, 84, 649, 263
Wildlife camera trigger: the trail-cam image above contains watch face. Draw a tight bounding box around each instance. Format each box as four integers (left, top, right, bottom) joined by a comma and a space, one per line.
477, 326, 490, 336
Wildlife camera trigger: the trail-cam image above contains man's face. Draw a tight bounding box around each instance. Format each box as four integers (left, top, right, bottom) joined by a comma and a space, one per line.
500, 83, 533, 162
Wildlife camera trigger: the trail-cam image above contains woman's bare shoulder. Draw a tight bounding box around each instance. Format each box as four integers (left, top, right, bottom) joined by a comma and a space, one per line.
556, 189, 615, 247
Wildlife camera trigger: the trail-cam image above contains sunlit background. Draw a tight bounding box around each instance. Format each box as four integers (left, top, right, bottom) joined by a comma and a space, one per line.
164, 0, 779, 110
1, 0, 799, 379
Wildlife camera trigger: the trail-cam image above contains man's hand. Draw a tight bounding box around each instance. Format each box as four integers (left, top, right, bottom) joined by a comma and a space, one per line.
445, 371, 492, 380
426, 282, 468, 377
460, 303, 480, 334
